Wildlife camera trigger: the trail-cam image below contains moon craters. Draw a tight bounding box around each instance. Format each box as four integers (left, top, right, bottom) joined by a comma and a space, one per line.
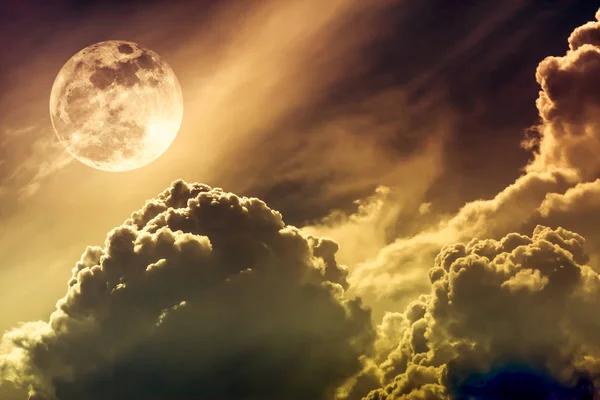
49, 40, 183, 172
118, 43, 134, 54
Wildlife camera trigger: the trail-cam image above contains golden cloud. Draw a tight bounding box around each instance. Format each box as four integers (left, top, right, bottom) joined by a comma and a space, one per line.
0, 180, 374, 400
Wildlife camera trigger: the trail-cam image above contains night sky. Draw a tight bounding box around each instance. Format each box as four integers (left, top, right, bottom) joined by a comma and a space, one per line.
2, 1, 600, 399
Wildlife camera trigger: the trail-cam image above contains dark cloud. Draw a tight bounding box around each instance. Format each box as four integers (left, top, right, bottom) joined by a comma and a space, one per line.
354, 226, 600, 399
0, 180, 374, 400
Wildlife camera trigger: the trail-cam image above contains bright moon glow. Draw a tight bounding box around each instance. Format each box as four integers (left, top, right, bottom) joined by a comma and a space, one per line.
49, 40, 183, 172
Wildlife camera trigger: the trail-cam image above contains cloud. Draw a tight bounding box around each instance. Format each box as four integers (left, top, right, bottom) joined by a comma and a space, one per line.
528, 9, 600, 180
5, 4, 600, 400
301, 134, 446, 267
347, 169, 576, 310
357, 225, 600, 399
302, 186, 399, 267
222, 74, 453, 226
331, 6, 600, 315
0, 125, 72, 216
0, 180, 374, 400
528, 178, 600, 268
341, 8, 600, 398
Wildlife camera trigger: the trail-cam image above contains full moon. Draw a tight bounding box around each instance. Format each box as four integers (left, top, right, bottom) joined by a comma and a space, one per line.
49, 40, 183, 172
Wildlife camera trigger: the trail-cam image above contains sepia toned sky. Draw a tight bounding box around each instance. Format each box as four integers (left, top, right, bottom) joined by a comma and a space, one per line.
3, 1, 600, 399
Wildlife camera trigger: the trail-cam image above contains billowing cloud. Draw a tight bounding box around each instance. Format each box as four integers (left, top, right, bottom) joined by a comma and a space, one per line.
530, 178, 600, 267
341, 8, 600, 398
0, 180, 374, 400
529, 9, 600, 180
347, 169, 576, 310
357, 226, 600, 399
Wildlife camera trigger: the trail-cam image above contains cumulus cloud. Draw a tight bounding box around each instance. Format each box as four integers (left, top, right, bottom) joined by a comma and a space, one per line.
527, 178, 600, 268
341, 8, 600, 398
529, 9, 600, 180
357, 226, 600, 399
0, 180, 374, 400
508, 8, 600, 269
347, 169, 576, 309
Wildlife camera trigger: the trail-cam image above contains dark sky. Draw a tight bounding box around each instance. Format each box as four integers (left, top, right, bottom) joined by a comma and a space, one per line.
219, 0, 600, 222
1, 0, 600, 223
250, 0, 600, 227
